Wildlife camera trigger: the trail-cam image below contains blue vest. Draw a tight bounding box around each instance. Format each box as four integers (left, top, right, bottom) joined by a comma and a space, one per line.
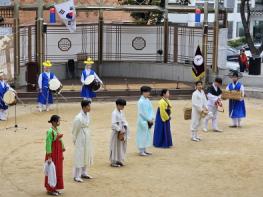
0, 81, 9, 110
228, 82, 246, 118
37, 72, 55, 105
81, 69, 96, 98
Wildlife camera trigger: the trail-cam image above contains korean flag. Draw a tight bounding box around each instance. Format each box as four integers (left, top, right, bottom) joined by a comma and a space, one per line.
55, 0, 76, 33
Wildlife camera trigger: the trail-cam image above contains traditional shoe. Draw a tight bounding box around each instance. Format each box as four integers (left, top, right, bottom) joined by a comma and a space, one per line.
39, 107, 43, 112
55, 191, 62, 195
229, 125, 237, 128
196, 137, 201, 141
74, 177, 83, 182
111, 163, 121, 167
203, 128, 208, 132
47, 191, 59, 196
81, 174, 93, 179
213, 128, 223, 132
139, 152, 148, 156
116, 161, 124, 166
191, 137, 199, 142
144, 152, 152, 155
46, 107, 50, 112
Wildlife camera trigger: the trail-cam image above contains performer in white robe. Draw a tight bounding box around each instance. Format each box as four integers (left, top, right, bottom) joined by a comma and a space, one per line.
72, 100, 93, 182
191, 81, 208, 142
203, 77, 223, 132
109, 98, 128, 167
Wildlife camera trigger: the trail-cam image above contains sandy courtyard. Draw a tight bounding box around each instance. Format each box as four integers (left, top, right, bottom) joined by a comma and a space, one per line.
0, 99, 263, 197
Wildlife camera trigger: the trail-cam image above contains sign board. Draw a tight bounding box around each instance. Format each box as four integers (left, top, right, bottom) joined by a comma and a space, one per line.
0, 0, 12, 6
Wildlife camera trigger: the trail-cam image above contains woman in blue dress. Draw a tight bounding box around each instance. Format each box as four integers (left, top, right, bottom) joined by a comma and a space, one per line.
226, 71, 246, 128
153, 89, 173, 148
38, 60, 56, 112
80, 58, 103, 101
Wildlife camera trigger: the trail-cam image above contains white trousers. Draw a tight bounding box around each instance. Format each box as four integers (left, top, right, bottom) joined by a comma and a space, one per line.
204, 105, 218, 130
232, 118, 241, 126
73, 166, 88, 178
0, 109, 8, 120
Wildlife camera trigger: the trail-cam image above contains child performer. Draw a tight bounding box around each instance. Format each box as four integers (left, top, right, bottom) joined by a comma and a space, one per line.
109, 98, 129, 167
226, 71, 246, 127
153, 89, 173, 148
45, 115, 65, 196
38, 60, 57, 112
0, 70, 15, 121
191, 81, 208, 142
136, 86, 154, 156
72, 100, 93, 182
80, 57, 103, 101
203, 77, 223, 132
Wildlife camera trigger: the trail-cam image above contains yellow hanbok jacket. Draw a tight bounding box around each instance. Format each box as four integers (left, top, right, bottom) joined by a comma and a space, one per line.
159, 98, 172, 122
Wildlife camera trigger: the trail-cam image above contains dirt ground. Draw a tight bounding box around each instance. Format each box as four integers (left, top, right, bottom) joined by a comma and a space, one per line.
0, 98, 263, 197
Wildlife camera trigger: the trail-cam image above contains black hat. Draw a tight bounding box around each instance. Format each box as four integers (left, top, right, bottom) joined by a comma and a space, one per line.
116, 98, 127, 106
229, 70, 242, 78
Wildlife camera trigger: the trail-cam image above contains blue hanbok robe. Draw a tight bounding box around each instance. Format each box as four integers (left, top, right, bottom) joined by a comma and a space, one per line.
0, 80, 9, 110
81, 69, 96, 99
227, 82, 246, 118
38, 72, 55, 105
136, 96, 154, 149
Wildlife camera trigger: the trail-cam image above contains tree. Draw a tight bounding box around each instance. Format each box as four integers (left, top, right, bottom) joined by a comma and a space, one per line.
120, 0, 165, 25
240, 0, 263, 57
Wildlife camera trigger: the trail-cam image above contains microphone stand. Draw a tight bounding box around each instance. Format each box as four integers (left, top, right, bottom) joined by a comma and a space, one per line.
6, 95, 27, 132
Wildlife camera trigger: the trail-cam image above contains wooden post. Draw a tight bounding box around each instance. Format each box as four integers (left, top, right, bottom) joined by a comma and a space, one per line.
28, 26, 32, 62
163, 0, 169, 63
98, 0, 104, 76
212, 0, 219, 73
13, 0, 20, 87
36, 0, 44, 74
202, 0, 209, 85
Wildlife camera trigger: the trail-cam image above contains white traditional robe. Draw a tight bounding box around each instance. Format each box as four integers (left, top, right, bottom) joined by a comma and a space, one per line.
109, 109, 129, 163
191, 89, 208, 131
204, 84, 221, 130
72, 111, 93, 169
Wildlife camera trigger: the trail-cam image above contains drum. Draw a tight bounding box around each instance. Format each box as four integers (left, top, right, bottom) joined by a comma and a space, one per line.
184, 107, 192, 120
49, 78, 63, 93
84, 75, 101, 92
3, 90, 16, 106
221, 90, 242, 100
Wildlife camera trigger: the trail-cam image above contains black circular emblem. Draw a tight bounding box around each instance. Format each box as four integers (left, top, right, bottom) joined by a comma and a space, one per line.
132, 37, 146, 50
58, 38, 71, 51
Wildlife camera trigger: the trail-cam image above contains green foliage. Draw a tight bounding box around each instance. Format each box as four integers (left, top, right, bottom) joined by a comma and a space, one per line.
228, 37, 246, 48
121, 0, 164, 25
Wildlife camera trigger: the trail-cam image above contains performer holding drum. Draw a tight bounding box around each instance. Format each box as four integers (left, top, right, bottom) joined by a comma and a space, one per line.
38, 60, 59, 112
81, 57, 103, 101
0, 70, 15, 121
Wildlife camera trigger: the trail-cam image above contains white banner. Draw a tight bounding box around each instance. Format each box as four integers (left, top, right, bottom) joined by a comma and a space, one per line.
54, 0, 76, 33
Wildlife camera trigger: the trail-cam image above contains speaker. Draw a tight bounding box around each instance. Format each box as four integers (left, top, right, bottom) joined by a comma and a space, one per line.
43, 24, 47, 33
249, 57, 261, 75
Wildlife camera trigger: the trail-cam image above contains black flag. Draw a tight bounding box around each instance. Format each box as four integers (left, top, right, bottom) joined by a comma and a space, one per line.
192, 45, 205, 81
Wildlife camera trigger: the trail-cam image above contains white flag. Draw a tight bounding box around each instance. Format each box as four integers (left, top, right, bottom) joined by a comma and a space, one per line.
54, 0, 76, 33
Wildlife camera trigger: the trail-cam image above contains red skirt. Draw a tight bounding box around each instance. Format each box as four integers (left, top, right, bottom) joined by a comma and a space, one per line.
44, 136, 64, 192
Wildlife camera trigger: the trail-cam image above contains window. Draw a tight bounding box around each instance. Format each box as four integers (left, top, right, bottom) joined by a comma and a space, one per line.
236, 22, 244, 37
228, 21, 233, 39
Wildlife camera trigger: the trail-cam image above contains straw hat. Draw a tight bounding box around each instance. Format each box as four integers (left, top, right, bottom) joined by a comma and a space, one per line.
84, 57, 94, 65
43, 60, 52, 67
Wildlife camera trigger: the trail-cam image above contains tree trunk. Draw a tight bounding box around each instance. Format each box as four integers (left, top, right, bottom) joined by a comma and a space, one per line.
240, 0, 263, 57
